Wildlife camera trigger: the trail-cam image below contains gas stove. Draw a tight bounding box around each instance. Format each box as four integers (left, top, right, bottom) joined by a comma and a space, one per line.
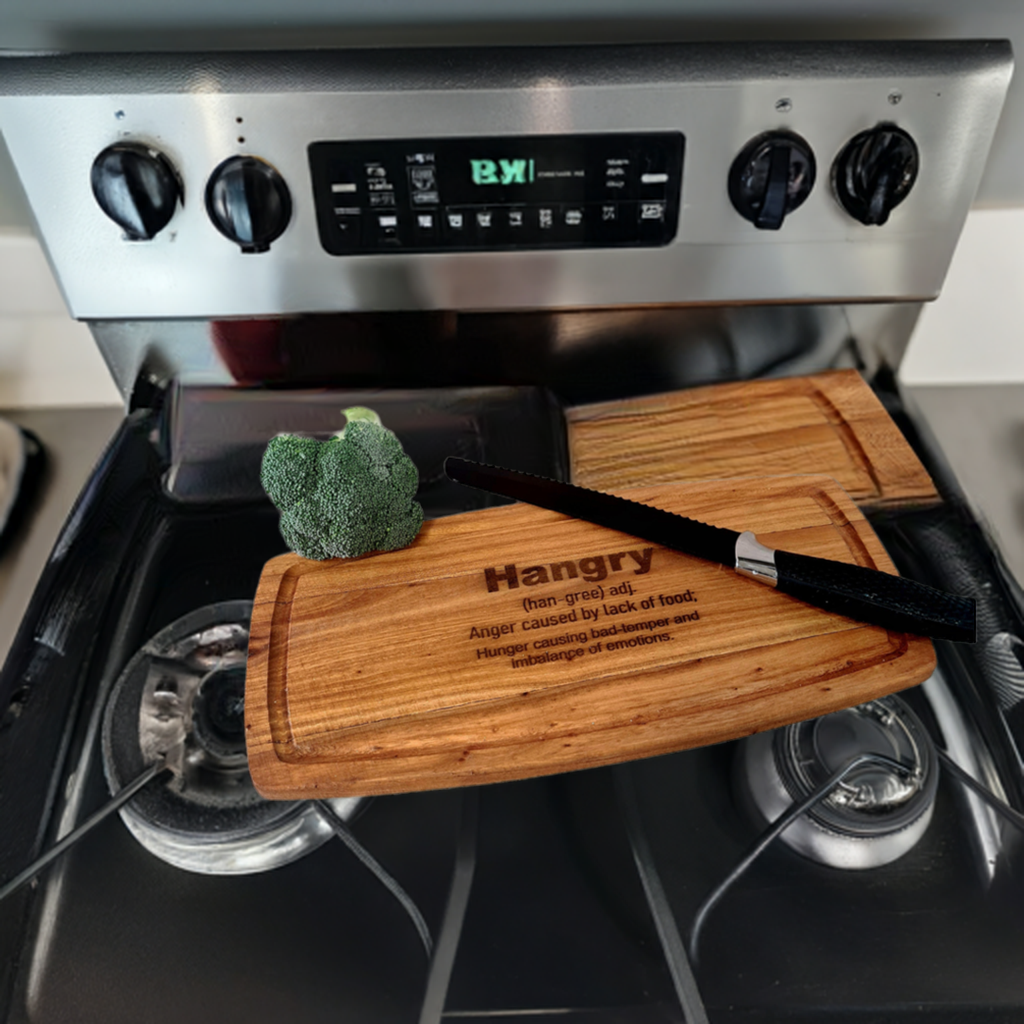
3, 393, 1024, 1023
2, 41, 1024, 1024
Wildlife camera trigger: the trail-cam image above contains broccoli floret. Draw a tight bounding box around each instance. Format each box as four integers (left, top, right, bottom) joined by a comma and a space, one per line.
260, 408, 423, 561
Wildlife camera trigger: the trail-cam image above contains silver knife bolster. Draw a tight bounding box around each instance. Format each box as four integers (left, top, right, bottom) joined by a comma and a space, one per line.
734, 531, 778, 587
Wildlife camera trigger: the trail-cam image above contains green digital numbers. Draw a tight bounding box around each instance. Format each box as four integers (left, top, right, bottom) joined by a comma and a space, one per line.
470, 158, 535, 186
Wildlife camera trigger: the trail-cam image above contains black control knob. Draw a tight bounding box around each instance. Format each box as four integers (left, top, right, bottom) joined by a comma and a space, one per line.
832, 125, 919, 227
728, 131, 816, 230
90, 143, 182, 241
205, 156, 291, 253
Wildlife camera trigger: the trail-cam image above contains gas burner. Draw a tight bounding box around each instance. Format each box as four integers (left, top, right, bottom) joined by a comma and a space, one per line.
102, 601, 361, 875
740, 695, 937, 870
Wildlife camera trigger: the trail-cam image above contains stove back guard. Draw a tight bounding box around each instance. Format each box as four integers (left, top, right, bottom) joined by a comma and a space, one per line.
0, 44, 1013, 325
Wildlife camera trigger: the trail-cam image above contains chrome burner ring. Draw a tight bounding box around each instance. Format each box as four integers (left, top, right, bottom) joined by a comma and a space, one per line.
102, 600, 361, 875
740, 695, 938, 870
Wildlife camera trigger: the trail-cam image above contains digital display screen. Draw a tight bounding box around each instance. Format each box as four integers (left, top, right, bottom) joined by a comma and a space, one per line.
308, 133, 684, 256
469, 159, 536, 185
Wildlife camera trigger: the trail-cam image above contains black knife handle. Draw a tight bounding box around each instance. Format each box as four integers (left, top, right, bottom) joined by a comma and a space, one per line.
773, 549, 976, 643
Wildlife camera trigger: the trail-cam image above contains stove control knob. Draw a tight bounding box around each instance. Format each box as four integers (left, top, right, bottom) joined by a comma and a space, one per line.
91, 143, 182, 241
728, 131, 816, 230
205, 156, 291, 253
832, 125, 919, 226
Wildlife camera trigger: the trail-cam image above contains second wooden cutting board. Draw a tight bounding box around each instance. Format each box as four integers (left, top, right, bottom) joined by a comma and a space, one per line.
245, 474, 936, 798
566, 370, 938, 509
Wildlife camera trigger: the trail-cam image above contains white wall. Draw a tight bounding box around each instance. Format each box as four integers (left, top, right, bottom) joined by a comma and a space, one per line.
0, 232, 120, 408
901, 210, 1024, 387
900, 209, 1024, 582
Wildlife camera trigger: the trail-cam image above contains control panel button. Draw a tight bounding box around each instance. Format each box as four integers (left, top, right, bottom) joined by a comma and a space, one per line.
408, 163, 439, 206
639, 151, 670, 200
444, 208, 468, 237
334, 211, 362, 241
376, 213, 400, 243
330, 167, 358, 195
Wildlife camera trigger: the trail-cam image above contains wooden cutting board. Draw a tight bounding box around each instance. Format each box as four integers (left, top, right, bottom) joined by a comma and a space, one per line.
566, 370, 938, 508
245, 475, 936, 798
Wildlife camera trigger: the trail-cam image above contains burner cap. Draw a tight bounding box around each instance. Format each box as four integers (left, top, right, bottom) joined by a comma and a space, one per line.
740, 695, 937, 870
102, 601, 361, 875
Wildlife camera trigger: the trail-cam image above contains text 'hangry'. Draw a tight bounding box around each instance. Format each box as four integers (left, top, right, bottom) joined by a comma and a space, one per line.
483, 548, 654, 593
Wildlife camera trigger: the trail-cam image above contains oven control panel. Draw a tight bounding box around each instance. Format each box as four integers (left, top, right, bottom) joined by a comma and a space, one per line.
308, 134, 683, 255
0, 43, 1012, 317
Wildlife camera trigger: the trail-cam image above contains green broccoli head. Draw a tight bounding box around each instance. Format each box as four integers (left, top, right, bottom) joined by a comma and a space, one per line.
260, 410, 423, 561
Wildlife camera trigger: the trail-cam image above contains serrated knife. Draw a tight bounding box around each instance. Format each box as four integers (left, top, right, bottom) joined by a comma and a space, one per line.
444, 457, 976, 644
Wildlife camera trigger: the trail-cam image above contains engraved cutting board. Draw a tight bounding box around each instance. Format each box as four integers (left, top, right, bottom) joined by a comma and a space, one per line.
566, 370, 938, 508
245, 475, 936, 798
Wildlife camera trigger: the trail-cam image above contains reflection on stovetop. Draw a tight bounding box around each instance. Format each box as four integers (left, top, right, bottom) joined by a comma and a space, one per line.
3, 386, 1024, 1023
563, 724, 1024, 1021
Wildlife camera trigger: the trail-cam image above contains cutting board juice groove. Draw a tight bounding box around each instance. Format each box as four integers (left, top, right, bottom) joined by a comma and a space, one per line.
567, 370, 938, 508
246, 476, 935, 798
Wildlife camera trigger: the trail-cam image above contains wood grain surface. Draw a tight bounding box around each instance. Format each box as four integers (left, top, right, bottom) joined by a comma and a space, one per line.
566, 370, 938, 508
246, 475, 936, 798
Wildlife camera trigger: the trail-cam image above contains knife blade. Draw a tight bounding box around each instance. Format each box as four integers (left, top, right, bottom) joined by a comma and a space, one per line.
444, 457, 976, 644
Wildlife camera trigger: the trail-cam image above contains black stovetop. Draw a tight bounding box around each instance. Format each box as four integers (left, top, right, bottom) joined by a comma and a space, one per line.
2, 382, 1024, 1023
